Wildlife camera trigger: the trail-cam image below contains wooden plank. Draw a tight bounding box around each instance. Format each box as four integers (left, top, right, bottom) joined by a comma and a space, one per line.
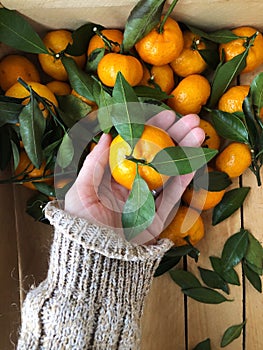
187, 179, 244, 349
0, 174, 20, 350
12, 185, 53, 301
141, 272, 185, 350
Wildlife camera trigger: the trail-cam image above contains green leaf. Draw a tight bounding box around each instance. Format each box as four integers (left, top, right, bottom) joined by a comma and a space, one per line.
112, 72, 144, 149
33, 182, 55, 198
194, 170, 232, 191
169, 269, 202, 289
154, 256, 181, 277
198, 48, 220, 70
208, 50, 248, 107
221, 229, 249, 271
198, 267, 229, 294
0, 125, 12, 170
212, 187, 250, 225
221, 321, 245, 347
134, 85, 171, 100
183, 287, 231, 304
10, 139, 20, 170
65, 22, 104, 56
193, 338, 211, 350
210, 256, 240, 285
249, 72, 263, 119
0, 100, 22, 127
122, 0, 166, 52
0, 8, 48, 54
211, 110, 249, 143
19, 97, 45, 169
243, 261, 262, 292
86, 48, 105, 72
62, 56, 96, 102
187, 25, 239, 43
56, 95, 92, 128
150, 146, 217, 176
56, 133, 74, 169
244, 232, 263, 274
242, 94, 261, 149
122, 169, 155, 240
96, 84, 113, 133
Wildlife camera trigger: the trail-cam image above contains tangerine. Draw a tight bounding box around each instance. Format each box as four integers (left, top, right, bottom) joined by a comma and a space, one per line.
168, 74, 211, 115
97, 52, 143, 87
159, 205, 205, 246
109, 124, 175, 190
139, 64, 175, 94
135, 16, 184, 66
218, 85, 250, 113
0, 54, 41, 91
170, 30, 207, 77
38, 30, 86, 81
215, 142, 252, 178
87, 29, 123, 56
15, 150, 53, 190
199, 118, 221, 150
46, 81, 71, 96
219, 26, 263, 73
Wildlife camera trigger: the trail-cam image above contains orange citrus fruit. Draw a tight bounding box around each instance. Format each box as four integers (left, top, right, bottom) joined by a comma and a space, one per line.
46, 81, 71, 96
159, 205, 205, 246
218, 85, 250, 113
199, 118, 221, 150
0, 54, 41, 91
109, 125, 175, 190
219, 26, 263, 73
170, 30, 207, 77
38, 30, 86, 81
168, 74, 211, 115
182, 166, 226, 211
97, 52, 143, 87
135, 16, 184, 66
71, 89, 96, 107
15, 150, 53, 190
215, 142, 252, 178
5, 81, 58, 118
87, 29, 123, 56
139, 64, 175, 94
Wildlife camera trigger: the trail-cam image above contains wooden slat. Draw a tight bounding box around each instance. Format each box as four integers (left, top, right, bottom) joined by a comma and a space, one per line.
141, 268, 185, 350
187, 194, 243, 349
0, 175, 20, 350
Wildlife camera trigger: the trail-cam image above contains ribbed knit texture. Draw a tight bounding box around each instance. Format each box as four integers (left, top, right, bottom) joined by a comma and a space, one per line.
17, 201, 172, 350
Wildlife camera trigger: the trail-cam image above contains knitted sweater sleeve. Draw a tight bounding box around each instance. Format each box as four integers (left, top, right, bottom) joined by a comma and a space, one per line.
17, 201, 173, 350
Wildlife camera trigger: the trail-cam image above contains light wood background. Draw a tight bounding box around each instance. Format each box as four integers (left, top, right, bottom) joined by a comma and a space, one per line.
1, 1, 263, 349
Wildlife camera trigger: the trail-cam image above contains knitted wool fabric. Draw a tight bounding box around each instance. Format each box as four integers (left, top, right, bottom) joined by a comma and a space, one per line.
17, 201, 173, 350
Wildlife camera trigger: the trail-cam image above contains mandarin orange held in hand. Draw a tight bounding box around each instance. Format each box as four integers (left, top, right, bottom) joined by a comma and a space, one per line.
0, 54, 41, 91
87, 29, 123, 56
15, 150, 53, 191
159, 205, 205, 246
139, 64, 175, 94
135, 16, 184, 66
168, 74, 211, 115
109, 125, 175, 191
218, 85, 250, 113
97, 52, 143, 87
215, 142, 252, 178
38, 30, 86, 81
170, 30, 207, 77
219, 26, 263, 73
5, 81, 58, 118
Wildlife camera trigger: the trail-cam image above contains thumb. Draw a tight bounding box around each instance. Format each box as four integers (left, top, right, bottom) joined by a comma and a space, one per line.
76, 133, 112, 199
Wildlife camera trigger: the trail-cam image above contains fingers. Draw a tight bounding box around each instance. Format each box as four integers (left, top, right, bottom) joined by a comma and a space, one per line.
179, 126, 205, 147
167, 114, 201, 143
147, 109, 176, 130
76, 133, 112, 201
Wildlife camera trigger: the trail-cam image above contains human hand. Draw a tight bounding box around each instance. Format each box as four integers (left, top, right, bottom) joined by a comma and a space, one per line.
64, 110, 205, 245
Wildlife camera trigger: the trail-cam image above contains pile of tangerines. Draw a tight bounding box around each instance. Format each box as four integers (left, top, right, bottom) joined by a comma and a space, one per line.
0, 1, 262, 247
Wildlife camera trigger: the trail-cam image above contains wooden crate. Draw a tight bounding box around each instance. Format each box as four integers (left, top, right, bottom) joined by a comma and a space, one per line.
0, 1, 263, 349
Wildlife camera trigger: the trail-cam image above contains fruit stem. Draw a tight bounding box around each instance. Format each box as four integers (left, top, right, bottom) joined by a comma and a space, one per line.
125, 154, 147, 165
93, 27, 120, 52
158, 0, 179, 33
